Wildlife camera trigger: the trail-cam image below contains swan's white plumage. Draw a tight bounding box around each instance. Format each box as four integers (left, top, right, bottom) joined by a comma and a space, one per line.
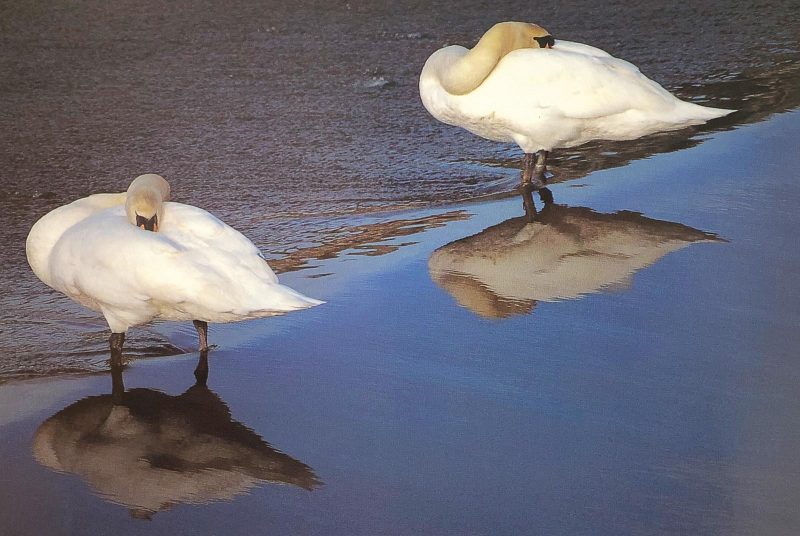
420, 39, 733, 152
27, 194, 321, 333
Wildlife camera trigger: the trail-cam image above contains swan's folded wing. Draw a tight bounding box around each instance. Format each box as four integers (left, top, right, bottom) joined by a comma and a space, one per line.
27, 193, 127, 286
481, 45, 676, 121
147, 203, 322, 317
49, 204, 320, 324
47, 208, 181, 312
160, 203, 273, 268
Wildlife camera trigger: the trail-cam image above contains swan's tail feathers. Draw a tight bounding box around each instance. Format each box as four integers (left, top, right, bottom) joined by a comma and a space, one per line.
699, 105, 736, 120
681, 102, 736, 122
261, 285, 325, 314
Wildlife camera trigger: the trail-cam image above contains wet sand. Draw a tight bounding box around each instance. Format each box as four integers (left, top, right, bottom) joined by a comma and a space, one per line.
1, 110, 799, 535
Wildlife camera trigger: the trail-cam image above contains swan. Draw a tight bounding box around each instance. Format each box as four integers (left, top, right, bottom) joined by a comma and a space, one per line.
26, 174, 323, 354
419, 22, 734, 187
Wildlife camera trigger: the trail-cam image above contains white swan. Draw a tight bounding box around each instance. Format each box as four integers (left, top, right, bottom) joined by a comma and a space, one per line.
26, 174, 323, 353
419, 22, 734, 186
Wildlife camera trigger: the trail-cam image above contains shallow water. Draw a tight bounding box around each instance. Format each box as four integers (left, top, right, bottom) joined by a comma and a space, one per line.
2, 0, 799, 377
1, 110, 799, 534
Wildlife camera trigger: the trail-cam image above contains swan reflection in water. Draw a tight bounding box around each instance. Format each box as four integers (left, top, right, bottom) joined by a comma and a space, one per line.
32, 353, 320, 519
428, 188, 722, 318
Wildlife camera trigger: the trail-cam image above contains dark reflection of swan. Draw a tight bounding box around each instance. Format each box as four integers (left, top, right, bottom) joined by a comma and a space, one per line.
32, 353, 320, 519
429, 189, 721, 319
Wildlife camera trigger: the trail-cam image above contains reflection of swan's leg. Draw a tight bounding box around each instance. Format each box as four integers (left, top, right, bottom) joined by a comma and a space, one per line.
521, 185, 554, 221
538, 187, 554, 205
193, 320, 209, 351
520, 183, 537, 221
109, 332, 125, 354
533, 150, 549, 187
194, 350, 209, 385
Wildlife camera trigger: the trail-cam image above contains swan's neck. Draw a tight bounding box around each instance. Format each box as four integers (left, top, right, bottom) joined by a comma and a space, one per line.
440, 25, 520, 95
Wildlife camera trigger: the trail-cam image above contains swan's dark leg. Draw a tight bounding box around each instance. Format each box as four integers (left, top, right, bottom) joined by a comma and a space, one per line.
521, 151, 549, 190
194, 350, 209, 386
110, 354, 125, 404
193, 320, 209, 352
108, 335, 125, 404
533, 150, 549, 188
109, 332, 125, 354
521, 153, 536, 186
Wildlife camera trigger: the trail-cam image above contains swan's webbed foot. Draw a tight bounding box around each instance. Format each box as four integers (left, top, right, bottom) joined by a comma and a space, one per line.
521, 150, 550, 190
193, 320, 210, 352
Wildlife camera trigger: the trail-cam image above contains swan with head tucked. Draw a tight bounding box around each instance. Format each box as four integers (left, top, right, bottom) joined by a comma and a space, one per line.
419, 22, 734, 188
26, 174, 323, 354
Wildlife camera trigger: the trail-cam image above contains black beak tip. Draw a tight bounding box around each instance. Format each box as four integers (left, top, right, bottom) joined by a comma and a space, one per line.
135, 214, 158, 232
535, 35, 555, 49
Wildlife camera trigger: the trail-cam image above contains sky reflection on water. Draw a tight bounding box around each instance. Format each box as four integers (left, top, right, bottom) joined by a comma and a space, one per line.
1, 110, 799, 535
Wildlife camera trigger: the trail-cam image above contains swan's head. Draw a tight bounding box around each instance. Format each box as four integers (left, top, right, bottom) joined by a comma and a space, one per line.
485, 21, 554, 54
125, 174, 171, 232
441, 21, 555, 95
